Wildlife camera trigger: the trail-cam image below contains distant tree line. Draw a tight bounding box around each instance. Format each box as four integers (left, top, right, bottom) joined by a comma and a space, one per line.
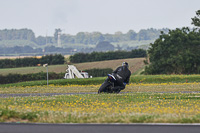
0, 46, 74, 55
0, 28, 169, 55
80, 41, 115, 53
0, 54, 65, 68
0, 46, 42, 55
0, 28, 169, 46
0, 29, 36, 42
70, 49, 147, 63
0, 72, 64, 84
56, 28, 169, 45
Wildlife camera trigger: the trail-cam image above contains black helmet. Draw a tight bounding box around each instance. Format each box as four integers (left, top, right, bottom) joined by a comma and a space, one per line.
122, 62, 129, 67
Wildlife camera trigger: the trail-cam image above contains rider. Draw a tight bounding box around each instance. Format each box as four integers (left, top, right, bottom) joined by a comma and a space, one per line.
111, 62, 131, 93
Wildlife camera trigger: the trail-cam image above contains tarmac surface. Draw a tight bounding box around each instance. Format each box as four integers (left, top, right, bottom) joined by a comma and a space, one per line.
0, 123, 200, 133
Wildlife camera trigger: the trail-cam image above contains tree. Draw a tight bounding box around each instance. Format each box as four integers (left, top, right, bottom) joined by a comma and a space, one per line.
104, 33, 114, 42
95, 41, 114, 52
75, 32, 86, 43
192, 10, 200, 27
26, 29, 36, 42
126, 30, 137, 40
61, 34, 75, 44
0, 29, 36, 41
36, 36, 46, 45
113, 31, 124, 42
137, 29, 151, 41
91, 32, 105, 44
145, 27, 200, 74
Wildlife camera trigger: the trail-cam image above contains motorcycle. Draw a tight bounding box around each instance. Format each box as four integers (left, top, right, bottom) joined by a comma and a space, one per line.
98, 74, 126, 94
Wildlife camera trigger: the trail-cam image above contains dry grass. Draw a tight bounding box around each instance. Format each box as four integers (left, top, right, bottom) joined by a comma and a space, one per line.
0, 56, 42, 59
75, 58, 145, 74
0, 58, 145, 75
0, 65, 67, 75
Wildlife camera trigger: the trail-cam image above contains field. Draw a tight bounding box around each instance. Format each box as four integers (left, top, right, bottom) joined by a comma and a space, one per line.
1, 74, 200, 88
0, 75, 200, 123
0, 56, 37, 59
0, 58, 145, 75
0, 55, 70, 59
112, 40, 153, 48
1, 82, 200, 94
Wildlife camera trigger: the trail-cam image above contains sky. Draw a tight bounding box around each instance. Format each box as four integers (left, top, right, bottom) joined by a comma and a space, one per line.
0, 0, 200, 37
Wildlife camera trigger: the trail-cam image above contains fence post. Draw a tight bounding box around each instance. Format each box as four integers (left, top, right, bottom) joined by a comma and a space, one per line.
43, 64, 48, 87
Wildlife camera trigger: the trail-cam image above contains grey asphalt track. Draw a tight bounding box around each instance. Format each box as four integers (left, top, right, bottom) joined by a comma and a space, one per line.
0, 123, 200, 133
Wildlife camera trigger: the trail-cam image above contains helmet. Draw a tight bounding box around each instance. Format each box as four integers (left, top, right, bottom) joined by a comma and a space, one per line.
122, 62, 129, 67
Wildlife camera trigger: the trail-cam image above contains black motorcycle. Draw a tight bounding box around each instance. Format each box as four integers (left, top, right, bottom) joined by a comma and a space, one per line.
98, 74, 126, 93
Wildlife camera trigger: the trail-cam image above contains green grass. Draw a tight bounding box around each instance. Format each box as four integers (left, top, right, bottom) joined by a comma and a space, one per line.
1, 93, 200, 123
131, 75, 200, 83
0, 81, 199, 94
1, 75, 200, 88
0, 77, 105, 87
0, 74, 200, 123
0, 108, 38, 122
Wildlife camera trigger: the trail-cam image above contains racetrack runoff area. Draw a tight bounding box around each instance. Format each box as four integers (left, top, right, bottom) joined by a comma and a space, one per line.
0, 82, 200, 123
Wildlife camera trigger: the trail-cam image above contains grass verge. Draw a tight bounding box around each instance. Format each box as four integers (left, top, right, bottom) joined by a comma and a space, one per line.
0, 82, 200, 94
1, 75, 200, 88
0, 108, 38, 122
1, 93, 200, 123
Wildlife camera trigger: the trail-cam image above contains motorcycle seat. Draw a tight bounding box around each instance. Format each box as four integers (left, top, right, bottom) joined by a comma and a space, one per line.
107, 74, 116, 82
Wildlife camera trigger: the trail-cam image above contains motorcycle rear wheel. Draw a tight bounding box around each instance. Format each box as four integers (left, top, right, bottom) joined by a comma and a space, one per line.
98, 82, 113, 93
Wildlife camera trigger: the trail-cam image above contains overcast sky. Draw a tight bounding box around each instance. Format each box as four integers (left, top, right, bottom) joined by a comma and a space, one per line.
0, 0, 200, 36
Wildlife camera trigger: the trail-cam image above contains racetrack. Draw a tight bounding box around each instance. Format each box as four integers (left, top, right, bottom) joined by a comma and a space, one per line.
0, 123, 200, 133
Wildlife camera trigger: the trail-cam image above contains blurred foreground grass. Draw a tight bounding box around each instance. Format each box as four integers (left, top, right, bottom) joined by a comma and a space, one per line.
1, 92, 200, 123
